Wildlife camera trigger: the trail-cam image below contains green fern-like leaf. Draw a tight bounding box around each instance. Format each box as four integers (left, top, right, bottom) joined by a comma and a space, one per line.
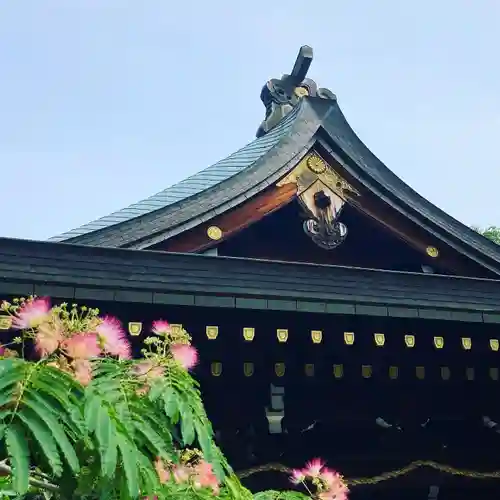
94, 401, 118, 478
16, 407, 62, 477
133, 418, 173, 460
5, 424, 29, 494
23, 389, 80, 474
180, 401, 195, 446
116, 434, 139, 498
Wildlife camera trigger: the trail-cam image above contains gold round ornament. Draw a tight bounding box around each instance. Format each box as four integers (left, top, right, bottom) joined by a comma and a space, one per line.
306, 154, 326, 174
294, 86, 309, 98
207, 226, 223, 241
426, 246, 439, 258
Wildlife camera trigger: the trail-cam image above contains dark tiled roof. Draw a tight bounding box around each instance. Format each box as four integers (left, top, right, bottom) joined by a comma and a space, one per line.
48, 94, 500, 277
49, 106, 300, 243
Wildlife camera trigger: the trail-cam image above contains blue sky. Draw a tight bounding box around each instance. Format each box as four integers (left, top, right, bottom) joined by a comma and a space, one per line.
0, 1, 499, 240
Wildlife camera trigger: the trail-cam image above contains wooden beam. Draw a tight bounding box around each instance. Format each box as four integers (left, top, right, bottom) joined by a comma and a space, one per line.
163, 183, 297, 253
350, 194, 491, 277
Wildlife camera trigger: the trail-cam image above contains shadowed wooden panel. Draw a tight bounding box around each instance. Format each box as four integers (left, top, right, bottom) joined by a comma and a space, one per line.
163, 183, 297, 253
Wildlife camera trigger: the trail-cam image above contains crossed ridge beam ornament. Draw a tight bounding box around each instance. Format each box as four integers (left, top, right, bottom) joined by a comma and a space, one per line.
256, 45, 336, 137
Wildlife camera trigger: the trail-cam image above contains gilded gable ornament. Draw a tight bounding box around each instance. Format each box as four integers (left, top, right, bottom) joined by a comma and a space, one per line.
277, 151, 359, 251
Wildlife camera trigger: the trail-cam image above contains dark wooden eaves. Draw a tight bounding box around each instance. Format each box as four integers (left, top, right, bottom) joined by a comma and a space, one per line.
2, 238, 500, 323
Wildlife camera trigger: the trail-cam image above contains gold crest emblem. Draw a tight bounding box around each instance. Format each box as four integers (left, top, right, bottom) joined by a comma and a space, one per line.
128, 322, 142, 336
243, 362, 254, 377
433, 336, 444, 349
311, 330, 322, 344
0, 316, 12, 330
361, 365, 372, 378
170, 324, 183, 335
404, 334, 415, 348
333, 364, 343, 378
275, 363, 286, 377
389, 366, 399, 379
305, 364, 315, 377
276, 329, 288, 343
344, 332, 355, 345
206, 326, 218, 340
243, 327, 255, 342
441, 366, 450, 380
211, 362, 222, 377
490, 339, 499, 352
306, 154, 327, 174
461, 337, 472, 350
294, 86, 309, 98
374, 333, 385, 347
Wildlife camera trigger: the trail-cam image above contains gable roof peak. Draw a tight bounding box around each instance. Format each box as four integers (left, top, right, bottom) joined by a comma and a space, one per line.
257, 45, 337, 138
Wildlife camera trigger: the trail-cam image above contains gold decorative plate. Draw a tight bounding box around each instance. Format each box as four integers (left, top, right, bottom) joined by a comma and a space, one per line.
306, 154, 326, 174
207, 225, 223, 241
426, 246, 439, 258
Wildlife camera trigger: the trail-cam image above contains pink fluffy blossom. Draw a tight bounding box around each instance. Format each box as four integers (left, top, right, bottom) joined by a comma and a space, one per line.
193, 460, 219, 495
152, 320, 171, 335
154, 457, 169, 484
96, 315, 131, 359
319, 468, 349, 499
35, 321, 64, 357
172, 464, 190, 484
290, 468, 306, 484
303, 458, 325, 478
170, 343, 198, 370
73, 359, 93, 385
132, 361, 165, 380
63, 333, 101, 359
12, 297, 51, 329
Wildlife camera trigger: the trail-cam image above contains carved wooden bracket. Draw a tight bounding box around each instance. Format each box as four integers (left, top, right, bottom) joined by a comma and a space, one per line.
277, 151, 359, 249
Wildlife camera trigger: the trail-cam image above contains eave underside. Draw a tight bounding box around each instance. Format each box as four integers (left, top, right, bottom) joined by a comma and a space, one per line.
2, 238, 500, 323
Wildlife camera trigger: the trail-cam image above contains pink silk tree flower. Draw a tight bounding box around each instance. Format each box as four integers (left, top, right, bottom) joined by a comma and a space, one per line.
303, 458, 325, 478
35, 321, 64, 357
132, 361, 165, 380
96, 315, 131, 359
170, 343, 198, 370
152, 320, 171, 335
63, 333, 101, 359
12, 297, 51, 329
193, 460, 219, 495
290, 468, 306, 484
154, 457, 170, 484
73, 359, 93, 386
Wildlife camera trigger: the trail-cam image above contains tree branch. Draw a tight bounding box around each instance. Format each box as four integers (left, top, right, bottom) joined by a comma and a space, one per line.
0, 460, 59, 493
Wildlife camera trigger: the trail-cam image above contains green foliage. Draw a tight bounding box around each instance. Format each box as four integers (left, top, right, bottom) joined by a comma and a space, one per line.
472, 225, 500, 244
0, 299, 315, 499
0, 356, 227, 498
253, 492, 310, 500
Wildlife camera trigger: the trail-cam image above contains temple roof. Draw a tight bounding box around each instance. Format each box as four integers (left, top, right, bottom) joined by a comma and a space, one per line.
49, 47, 500, 276
49, 105, 299, 243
